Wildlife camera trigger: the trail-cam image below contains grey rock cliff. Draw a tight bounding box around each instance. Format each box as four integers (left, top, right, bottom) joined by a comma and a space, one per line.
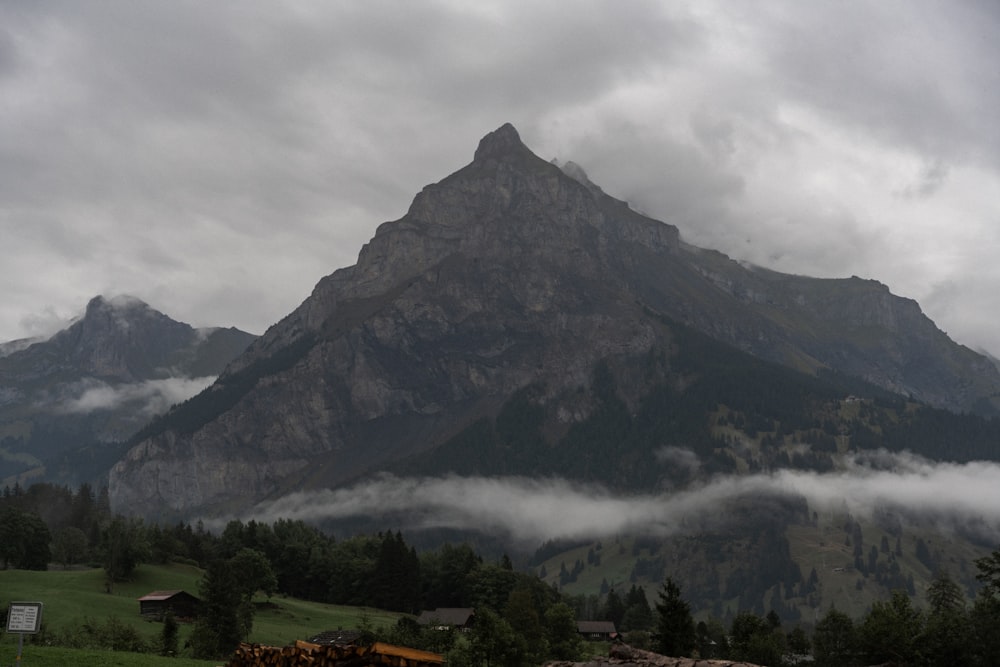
108, 124, 1000, 519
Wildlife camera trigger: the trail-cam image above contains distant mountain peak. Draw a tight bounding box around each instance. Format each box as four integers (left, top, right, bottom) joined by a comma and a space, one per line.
84, 294, 153, 323
90, 294, 147, 309
23, 294, 254, 384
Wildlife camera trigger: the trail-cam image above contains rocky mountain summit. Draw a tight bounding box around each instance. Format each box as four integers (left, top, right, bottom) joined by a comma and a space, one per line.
17, 295, 235, 381
108, 123, 1000, 519
0, 295, 256, 486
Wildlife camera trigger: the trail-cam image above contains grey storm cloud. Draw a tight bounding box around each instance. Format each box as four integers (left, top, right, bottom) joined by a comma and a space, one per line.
237, 450, 1000, 546
1, 1, 999, 356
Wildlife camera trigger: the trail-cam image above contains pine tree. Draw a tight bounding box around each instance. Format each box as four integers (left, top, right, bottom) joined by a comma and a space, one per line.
190, 559, 243, 659
504, 587, 546, 664
621, 585, 654, 631
921, 570, 971, 664
653, 577, 695, 657
859, 590, 923, 665
100, 515, 151, 590
976, 548, 1000, 597
812, 608, 857, 667
603, 588, 625, 628
160, 610, 179, 656
729, 611, 785, 666
927, 569, 964, 615
546, 602, 584, 660
371, 532, 421, 613
0, 506, 51, 570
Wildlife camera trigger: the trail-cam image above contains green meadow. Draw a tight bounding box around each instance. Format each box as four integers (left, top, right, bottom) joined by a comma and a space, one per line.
0, 563, 402, 665
0, 645, 219, 667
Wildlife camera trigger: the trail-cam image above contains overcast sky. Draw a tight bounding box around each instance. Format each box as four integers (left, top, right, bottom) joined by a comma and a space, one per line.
3, 1, 999, 356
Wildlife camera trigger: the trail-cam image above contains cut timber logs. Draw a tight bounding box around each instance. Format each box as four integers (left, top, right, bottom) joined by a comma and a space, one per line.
223, 641, 445, 667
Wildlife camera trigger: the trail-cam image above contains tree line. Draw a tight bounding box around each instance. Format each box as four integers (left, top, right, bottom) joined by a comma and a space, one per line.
0, 478, 652, 661
7, 481, 1000, 665
807, 563, 1000, 667
648, 558, 1000, 667
0, 481, 109, 571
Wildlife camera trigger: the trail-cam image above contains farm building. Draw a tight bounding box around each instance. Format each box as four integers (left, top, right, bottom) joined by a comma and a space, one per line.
415, 607, 475, 631
137, 590, 201, 620
577, 620, 618, 641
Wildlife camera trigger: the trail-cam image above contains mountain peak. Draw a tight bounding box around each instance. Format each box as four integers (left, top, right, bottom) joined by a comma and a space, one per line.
108, 122, 1000, 522
86, 294, 148, 315
82, 295, 158, 333
41, 295, 254, 383
473, 123, 529, 162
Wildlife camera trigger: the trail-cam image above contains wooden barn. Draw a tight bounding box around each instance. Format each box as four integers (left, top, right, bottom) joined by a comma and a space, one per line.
577, 620, 618, 641
137, 590, 201, 620
415, 607, 475, 631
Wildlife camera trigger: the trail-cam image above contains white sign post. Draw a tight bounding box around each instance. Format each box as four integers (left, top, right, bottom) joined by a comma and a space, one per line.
6, 602, 42, 666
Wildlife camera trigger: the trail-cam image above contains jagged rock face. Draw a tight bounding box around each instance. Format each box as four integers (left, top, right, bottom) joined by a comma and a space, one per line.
110, 125, 684, 518
670, 258, 997, 409
0, 337, 41, 358
2, 296, 253, 384
50, 296, 201, 381
0, 295, 256, 486
109, 123, 1000, 519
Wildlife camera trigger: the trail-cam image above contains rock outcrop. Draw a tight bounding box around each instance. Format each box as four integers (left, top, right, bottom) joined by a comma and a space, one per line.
108, 123, 1000, 519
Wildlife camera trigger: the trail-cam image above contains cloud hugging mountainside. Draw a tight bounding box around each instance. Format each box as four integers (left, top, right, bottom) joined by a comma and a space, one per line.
109, 123, 1000, 520
0, 295, 256, 487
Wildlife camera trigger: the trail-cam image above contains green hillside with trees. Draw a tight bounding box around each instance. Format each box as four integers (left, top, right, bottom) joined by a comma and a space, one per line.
3, 478, 1000, 665
0, 562, 401, 661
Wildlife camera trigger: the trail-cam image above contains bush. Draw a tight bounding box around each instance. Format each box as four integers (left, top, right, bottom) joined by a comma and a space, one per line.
160, 611, 179, 657
58, 616, 149, 653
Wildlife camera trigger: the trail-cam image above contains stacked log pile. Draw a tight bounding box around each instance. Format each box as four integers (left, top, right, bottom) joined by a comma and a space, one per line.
222, 640, 445, 667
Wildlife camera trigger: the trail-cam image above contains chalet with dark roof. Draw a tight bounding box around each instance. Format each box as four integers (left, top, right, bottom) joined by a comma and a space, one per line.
577, 620, 618, 641
416, 607, 475, 631
137, 590, 200, 620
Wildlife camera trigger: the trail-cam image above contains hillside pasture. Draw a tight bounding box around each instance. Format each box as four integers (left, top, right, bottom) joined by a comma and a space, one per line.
0, 563, 402, 662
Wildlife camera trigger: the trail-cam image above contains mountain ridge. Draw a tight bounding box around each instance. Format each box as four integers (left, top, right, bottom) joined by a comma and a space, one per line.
0, 295, 257, 487
108, 123, 1000, 519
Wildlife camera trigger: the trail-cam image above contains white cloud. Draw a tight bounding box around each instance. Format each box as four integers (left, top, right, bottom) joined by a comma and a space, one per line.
239, 450, 1000, 545
55, 376, 215, 416
654, 446, 701, 475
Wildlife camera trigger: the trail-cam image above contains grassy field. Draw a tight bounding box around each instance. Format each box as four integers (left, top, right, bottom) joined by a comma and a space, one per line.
0, 563, 402, 664
0, 644, 220, 667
